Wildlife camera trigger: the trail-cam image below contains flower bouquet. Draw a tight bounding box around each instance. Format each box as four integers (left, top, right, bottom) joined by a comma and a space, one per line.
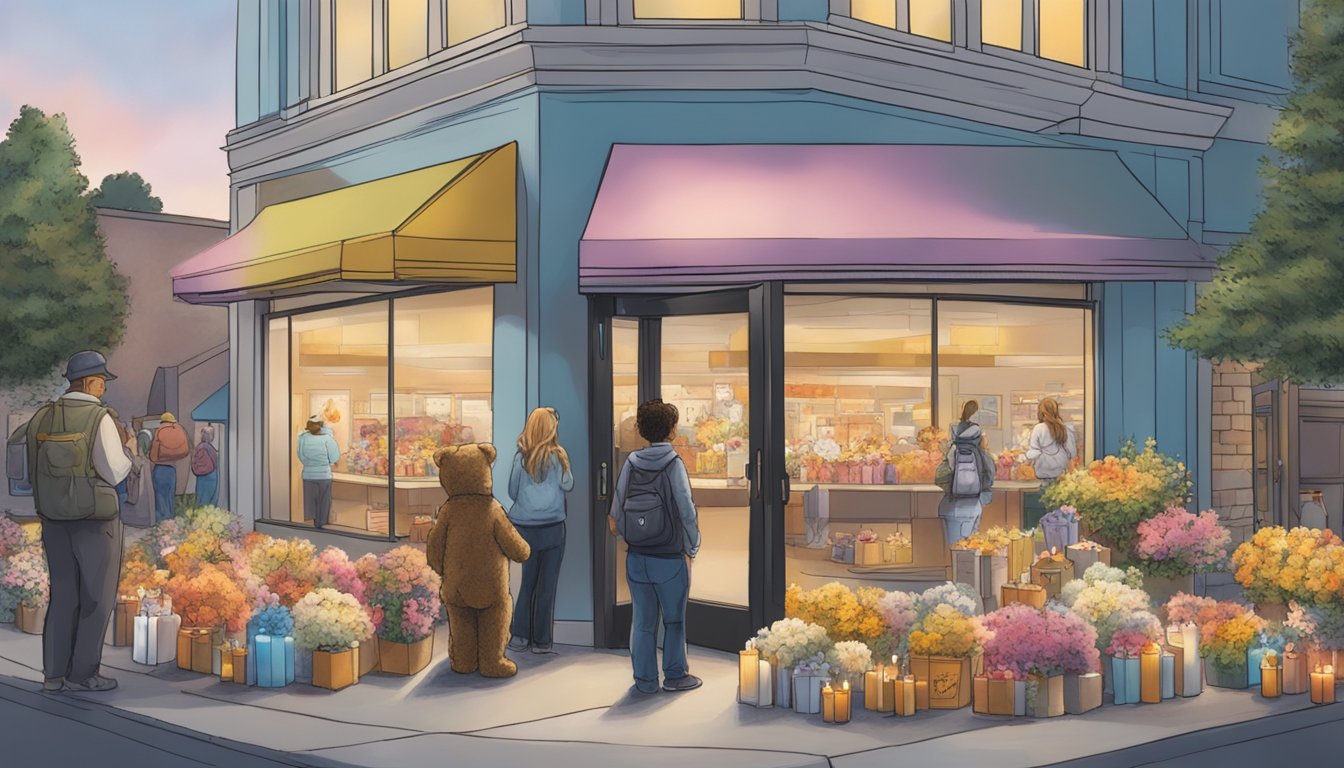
786, 583, 894, 659
753, 617, 833, 709
234, 536, 320, 608
364, 546, 442, 675
876, 589, 917, 656
1, 544, 49, 632
165, 564, 249, 674
1041, 438, 1190, 556
1134, 508, 1231, 601
1200, 608, 1266, 690
792, 651, 833, 714
1041, 506, 1081, 551
907, 602, 984, 710
0, 517, 31, 559
979, 604, 1099, 716
293, 588, 374, 691
1106, 612, 1162, 704
832, 640, 873, 689
1231, 526, 1344, 616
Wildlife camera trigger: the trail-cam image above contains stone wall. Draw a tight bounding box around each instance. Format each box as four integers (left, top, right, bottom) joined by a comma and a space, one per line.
1211, 361, 1256, 543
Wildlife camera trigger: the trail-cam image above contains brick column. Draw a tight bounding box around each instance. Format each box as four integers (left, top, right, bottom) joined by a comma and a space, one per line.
1211, 361, 1256, 544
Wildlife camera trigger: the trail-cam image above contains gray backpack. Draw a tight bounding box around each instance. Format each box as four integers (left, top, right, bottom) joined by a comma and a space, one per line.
25, 400, 119, 521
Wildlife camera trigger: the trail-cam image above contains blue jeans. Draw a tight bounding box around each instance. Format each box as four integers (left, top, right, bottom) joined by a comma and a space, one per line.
195, 471, 218, 508
511, 522, 566, 647
626, 552, 689, 690
152, 465, 176, 522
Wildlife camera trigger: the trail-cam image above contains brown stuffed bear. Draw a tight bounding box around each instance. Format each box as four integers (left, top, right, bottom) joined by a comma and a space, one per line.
426, 443, 531, 677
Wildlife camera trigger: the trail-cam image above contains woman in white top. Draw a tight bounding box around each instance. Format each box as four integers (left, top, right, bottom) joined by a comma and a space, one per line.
1025, 398, 1077, 487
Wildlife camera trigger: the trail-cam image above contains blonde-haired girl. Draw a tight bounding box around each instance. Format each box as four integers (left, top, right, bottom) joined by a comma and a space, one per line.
506, 407, 574, 654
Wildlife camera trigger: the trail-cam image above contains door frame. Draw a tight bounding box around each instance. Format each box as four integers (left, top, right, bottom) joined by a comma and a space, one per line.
1251, 380, 1281, 530
589, 285, 785, 651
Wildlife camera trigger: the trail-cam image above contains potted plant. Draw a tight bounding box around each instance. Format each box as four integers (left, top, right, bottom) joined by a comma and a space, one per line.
1133, 506, 1230, 607
752, 617, 833, 710
1, 544, 49, 634
1200, 608, 1266, 690
293, 588, 374, 691
316, 546, 379, 676
979, 603, 1099, 717
1059, 565, 1151, 695
907, 587, 985, 711
831, 640, 873, 691
365, 546, 442, 676
164, 564, 249, 674
1232, 526, 1344, 621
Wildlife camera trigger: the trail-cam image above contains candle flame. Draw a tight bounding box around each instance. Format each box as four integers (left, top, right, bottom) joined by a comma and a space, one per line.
1326, 665, 1335, 676
843, 680, 850, 690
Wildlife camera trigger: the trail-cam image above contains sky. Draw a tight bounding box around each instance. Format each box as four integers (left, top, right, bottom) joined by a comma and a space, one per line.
0, 0, 236, 220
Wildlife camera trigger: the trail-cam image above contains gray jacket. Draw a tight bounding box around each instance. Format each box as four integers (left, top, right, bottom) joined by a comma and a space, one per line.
611, 443, 701, 558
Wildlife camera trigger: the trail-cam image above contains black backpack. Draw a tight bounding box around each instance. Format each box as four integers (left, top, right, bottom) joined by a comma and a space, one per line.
622, 460, 684, 556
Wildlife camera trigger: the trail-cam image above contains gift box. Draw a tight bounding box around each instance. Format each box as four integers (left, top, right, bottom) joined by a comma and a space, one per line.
1030, 552, 1075, 600
313, 647, 357, 691
110, 596, 139, 647
1063, 672, 1102, 714
1041, 509, 1080, 550
378, 636, 433, 676
1284, 650, 1309, 695
1066, 542, 1111, 573
972, 674, 989, 714
987, 675, 1016, 715
830, 533, 856, 564
177, 628, 215, 674
409, 515, 434, 543
793, 672, 825, 715
132, 612, 181, 665
1001, 583, 1047, 609
910, 652, 978, 710
882, 536, 914, 565
1112, 656, 1141, 704
251, 634, 296, 688
856, 539, 883, 566
17, 602, 46, 634
1030, 674, 1065, 717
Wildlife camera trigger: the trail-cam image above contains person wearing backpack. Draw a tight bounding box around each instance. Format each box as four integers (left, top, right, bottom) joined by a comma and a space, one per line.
505, 407, 574, 655
25, 350, 132, 693
607, 399, 702, 695
191, 426, 220, 508
934, 400, 996, 546
148, 412, 191, 521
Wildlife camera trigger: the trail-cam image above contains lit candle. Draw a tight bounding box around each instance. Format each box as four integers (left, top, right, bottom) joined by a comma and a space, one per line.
1261, 651, 1281, 699
232, 645, 247, 684
822, 681, 835, 722
915, 677, 928, 710
739, 644, 760, 705
1160, 652, 1175, 699
1140, 644, 1161, 703
219, 642, 234, 682
1180, 622, 1201, 697
834, 680, 852, 724
1310, 665, 1335, 705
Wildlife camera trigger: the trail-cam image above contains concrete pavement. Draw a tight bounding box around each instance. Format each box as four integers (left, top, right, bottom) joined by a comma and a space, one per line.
0, 623, 1339, 768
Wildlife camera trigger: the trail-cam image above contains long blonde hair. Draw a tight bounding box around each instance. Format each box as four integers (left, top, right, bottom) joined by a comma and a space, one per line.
1038, 398, 1068, 446
518, 407, 570, 482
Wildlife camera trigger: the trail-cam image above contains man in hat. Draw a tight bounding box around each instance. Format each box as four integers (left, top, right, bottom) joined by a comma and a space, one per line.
148, 411, 191, 522
297, 414, 340, 529
26, 350, 132, 692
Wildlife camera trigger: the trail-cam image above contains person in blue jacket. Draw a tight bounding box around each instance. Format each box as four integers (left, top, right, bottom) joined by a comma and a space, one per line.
507, 407, 574, 654
297, 415, 340, 529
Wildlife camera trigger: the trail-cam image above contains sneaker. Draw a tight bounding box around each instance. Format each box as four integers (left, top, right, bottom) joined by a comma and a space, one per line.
531, 644, 555, 655
42, 678, 65, 693
65, 675, 118, 692
507, 636, 530, 653
634, 681, 660, 695
662, 674, 703, 692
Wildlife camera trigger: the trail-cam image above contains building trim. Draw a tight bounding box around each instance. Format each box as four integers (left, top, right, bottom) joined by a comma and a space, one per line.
95, 208, 229, 230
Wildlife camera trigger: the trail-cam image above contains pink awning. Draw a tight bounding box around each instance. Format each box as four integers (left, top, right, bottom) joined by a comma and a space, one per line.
578, 144, 1213, 291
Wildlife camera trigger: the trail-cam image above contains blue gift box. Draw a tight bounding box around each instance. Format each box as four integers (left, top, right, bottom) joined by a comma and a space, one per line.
249, 634, 295, 688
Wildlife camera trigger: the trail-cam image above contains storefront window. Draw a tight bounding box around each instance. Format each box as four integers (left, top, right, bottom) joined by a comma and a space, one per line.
632, 0, 743, 20
391, 288, 493, 536
1038, 0, 1086, 67
266, 288, 493, 537
611, 318, 640, 606
334, 0, 375, 91
387, 0, 430, 71
936, 301, 1090, 475
785, 297, 935, 485
909, 0, 953, 42
981, 0, 1023, 51
446, 0, 507, 46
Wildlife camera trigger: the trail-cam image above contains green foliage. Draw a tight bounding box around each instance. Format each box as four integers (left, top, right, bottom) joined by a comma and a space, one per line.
0, 106, 129, 385
1167, 1, 1344, 384
89, 171, 163, 212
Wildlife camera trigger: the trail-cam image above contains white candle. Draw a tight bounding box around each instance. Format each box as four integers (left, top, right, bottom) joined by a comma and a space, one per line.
757, 659, 774, 707
1181, 622, 1200, 696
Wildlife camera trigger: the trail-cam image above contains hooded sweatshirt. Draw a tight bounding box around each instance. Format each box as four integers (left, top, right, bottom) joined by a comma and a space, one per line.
507, 451, 574, 526
610, 443, 701, 559
1025, 422, 1077, 480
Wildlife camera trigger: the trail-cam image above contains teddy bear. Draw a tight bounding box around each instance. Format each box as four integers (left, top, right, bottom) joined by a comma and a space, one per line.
426, 443, 531, 677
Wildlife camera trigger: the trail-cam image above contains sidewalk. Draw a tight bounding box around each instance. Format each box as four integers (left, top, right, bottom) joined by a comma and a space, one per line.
0, 623, 1337, 768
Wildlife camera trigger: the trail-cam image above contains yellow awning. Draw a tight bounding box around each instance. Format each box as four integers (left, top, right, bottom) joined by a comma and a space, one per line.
172, 143, 516, 304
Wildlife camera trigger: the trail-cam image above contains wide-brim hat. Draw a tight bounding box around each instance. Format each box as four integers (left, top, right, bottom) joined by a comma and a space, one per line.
64, 350, 117, 382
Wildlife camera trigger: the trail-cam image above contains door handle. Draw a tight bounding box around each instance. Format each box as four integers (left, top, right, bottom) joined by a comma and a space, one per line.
598, 461, 609, 500
754, 449, 763, 499
781, 474, 791, 505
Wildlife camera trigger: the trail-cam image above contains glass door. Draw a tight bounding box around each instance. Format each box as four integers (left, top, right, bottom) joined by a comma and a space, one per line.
592, 288, 777, 652
1252, 382, 1280, 530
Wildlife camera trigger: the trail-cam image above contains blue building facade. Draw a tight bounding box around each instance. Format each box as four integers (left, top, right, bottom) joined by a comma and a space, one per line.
179, 0, 1297, 649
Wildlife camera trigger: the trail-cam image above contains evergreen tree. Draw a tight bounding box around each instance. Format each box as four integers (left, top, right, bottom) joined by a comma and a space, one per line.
0, 106, 129, 385
1167, 0, 1344, 384
89, 171, 164, 212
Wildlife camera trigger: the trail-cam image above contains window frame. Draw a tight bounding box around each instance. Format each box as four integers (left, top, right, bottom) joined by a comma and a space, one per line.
616, 0, 768, 25
262, 283, 495, 541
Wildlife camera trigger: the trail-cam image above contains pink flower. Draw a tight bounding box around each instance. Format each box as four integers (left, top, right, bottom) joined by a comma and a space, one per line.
1135, 507, 1231, 574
